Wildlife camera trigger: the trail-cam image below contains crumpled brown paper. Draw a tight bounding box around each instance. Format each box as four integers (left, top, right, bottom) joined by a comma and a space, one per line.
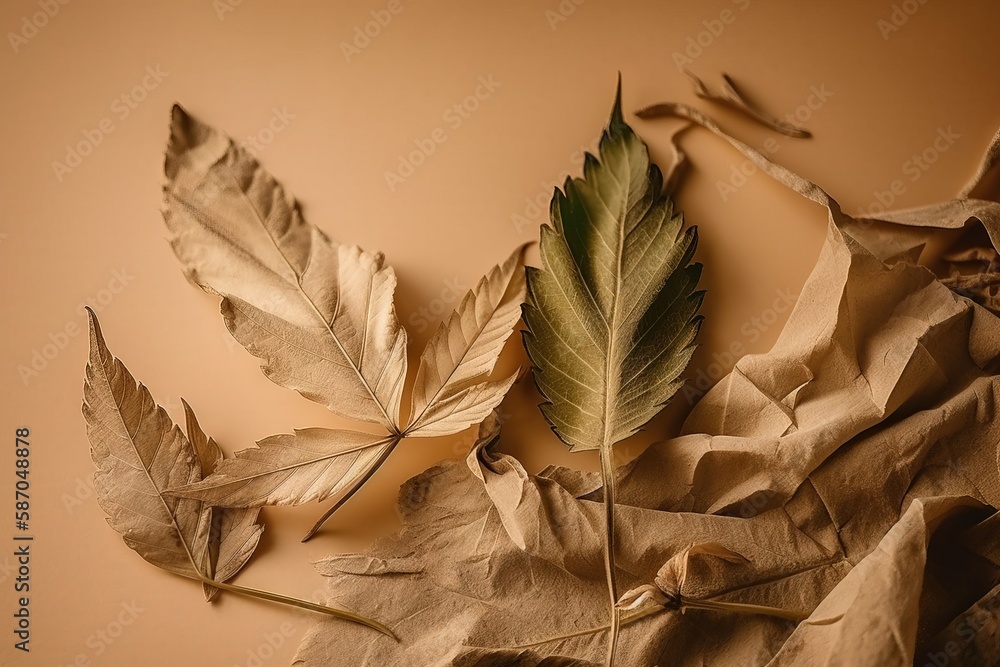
294, 99, 1000, 666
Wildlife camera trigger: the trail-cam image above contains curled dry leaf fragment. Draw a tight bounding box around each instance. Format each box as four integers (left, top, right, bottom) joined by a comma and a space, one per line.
617, 544, 807, 623
684, 70, 812, 138
939, 244, 1000, 313
652, 542, 748, 600
81, 307, 395, 636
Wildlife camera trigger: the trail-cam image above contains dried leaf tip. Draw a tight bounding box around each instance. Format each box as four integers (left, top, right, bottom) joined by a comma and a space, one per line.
165, 103, 215, 180
610, 72, 625, 131
84, 306, 114, 374
171, 102, 189, 123
84, 304, 99, 344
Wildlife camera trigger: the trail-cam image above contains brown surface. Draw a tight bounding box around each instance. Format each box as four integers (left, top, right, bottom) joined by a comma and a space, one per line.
2, 1, 999, 665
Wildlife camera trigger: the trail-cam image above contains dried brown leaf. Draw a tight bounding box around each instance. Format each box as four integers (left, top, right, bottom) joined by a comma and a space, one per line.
163, 105, 408, 431
161, 105, 526, 530
182, 399, 263, 600
83, 307, 239, 584
405, 245, 527, 437
169, 428, 397, 508
83, 308, 395, 635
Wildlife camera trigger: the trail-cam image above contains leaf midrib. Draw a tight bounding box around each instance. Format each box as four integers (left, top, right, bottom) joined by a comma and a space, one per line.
180, 436, 396, 490
600, 157, 632, 449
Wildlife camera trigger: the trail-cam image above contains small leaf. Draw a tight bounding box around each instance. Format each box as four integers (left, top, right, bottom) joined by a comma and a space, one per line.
84, 307, 217, 581
163, 105, 407, 431
169, 428, 398, 508
83, 308, 395, 635
182, 400, 263, 601
405, 246, 527, 437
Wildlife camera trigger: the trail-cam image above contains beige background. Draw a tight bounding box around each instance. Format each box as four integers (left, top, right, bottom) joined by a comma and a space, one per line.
2, 1, 999, 665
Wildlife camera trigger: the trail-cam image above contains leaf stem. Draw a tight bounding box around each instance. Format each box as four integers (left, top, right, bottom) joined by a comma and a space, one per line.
599, 447, 621, 667
514, 604, 662, 649
188, 573, 397, 639
514, 597, 807, 649
301, 438, 400, 541
679, 597, 808, 621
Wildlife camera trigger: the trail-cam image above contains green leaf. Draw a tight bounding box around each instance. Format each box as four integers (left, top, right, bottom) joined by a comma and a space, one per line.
522, 81, 703, 453
521, 79, 703, 665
